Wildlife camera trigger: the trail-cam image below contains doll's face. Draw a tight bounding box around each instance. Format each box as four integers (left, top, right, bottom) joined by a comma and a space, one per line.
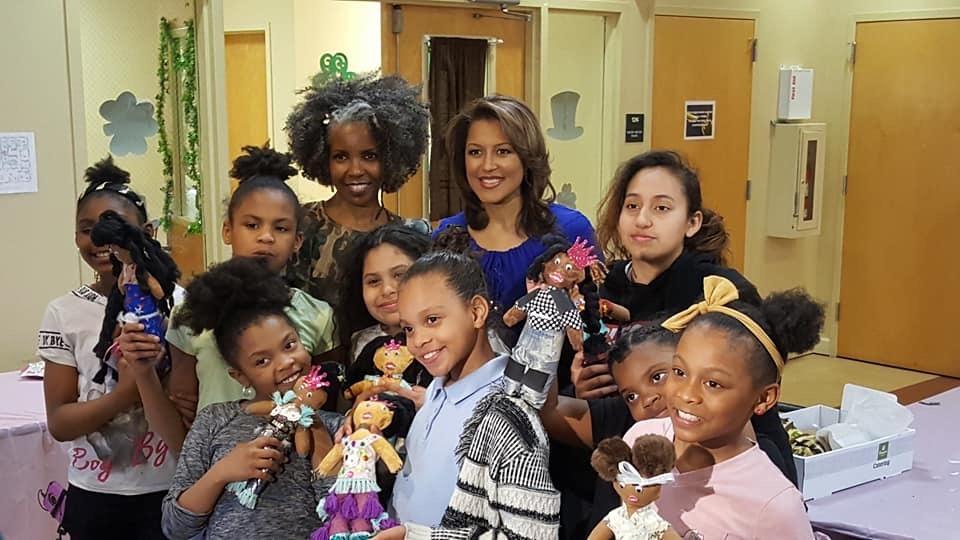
353, 400, 394, 431
543, 252, 584, 289
373, 343, 415, 376
109, 246, 134, 265
293, 377, 329, 410
613, 480, 661, 510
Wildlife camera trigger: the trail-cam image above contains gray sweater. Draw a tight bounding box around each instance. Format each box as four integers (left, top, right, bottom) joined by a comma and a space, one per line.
161, 401, 343, 540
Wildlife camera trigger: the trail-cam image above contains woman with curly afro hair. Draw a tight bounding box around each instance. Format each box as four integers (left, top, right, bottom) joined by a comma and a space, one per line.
284, 74, 430, 310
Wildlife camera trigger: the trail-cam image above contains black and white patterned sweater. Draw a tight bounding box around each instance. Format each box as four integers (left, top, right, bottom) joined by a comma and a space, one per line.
404, 390, 560, 540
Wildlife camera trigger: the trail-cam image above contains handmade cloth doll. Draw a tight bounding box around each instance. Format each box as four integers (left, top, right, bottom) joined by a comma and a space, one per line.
343, 336, 428, 400
589, 435, 681, 540
502, 235, 603, 408
226, 364, 339, 508
90, 210, 180, 384
312, 396, 406, 540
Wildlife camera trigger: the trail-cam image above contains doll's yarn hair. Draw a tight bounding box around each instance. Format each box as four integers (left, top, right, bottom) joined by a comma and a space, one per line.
631, 435, 676, 478
227, 144, 303, 227
173, 257, 293, 367
373, 393, 416, 440
592, 435, 676, 481
78, 155, 147, 224
591, 437, 634, 482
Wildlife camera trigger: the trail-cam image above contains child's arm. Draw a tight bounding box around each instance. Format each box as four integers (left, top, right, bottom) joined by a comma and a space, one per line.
586, 521, 614, 540
167, 345, 200, 426
117, 321, 188, 451
44, 361, 141, 442
313, 441, 345, 477
371, 435, 403, 473
540, 382, 593, 448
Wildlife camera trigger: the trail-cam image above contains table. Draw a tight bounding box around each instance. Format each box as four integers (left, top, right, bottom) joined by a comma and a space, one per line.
0, 371, 69, 540
807, 386, 960, 539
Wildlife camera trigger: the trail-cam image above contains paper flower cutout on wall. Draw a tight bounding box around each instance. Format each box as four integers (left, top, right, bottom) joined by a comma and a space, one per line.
546, 91, 584, 141
99, 91, 159, 156
311, 52, 357, 88
557, 183, 578, 209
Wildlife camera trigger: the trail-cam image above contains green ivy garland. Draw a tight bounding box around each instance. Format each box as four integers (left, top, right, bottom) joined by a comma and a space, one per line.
156, 18, 202, 233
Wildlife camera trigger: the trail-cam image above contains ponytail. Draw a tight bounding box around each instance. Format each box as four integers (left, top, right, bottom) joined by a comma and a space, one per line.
685, 207, 729, 265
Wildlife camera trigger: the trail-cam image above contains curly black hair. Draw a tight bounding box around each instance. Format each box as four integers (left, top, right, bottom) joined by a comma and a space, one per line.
173, 257, 294, 366
285, 74, 429, 193
227, 144, 302, 226
688, 287, 825, 385
78, 155, 147, 224
607, 321, 679, 369
336, 223, 432, 349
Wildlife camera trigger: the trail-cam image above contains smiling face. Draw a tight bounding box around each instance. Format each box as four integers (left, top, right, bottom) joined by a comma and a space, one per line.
352, 399, 394, 431
223, 188, 303, 274
362, 243, 415, 331
464, 118, 524, 207
541, 251, 585, 289
328, 121, 382, 208
373, 341, 415, 376
227, 314, 312, 400
618, 166, 702, 267
399, 272, 487, 380
610, 341, 674, 421
76, 196, 144, 278
666, 324, 778, 450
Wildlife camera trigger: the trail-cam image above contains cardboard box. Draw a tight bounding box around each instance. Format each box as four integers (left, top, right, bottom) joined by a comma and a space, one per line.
781, 385, 915, 501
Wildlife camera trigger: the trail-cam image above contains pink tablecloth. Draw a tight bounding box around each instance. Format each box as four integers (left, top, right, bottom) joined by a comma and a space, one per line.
0, 371, 69, 540
807, 386, 960, 539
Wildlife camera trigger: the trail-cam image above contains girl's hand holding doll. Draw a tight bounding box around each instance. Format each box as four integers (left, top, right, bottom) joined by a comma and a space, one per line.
571, 351, 618, 400
210, 436, 286, 484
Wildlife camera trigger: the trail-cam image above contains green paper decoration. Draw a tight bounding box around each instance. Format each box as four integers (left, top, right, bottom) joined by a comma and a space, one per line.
311, 52, 357, 87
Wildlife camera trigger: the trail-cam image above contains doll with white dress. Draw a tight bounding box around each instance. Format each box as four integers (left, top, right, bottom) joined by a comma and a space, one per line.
589, 435, 682, 540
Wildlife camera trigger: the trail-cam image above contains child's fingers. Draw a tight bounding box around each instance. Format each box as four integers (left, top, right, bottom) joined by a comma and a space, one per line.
580, 385, 619, 400
580, 363, 611, 378
250, 436, 283, 450
120, 322, 146, 334
582, 373, 615, 391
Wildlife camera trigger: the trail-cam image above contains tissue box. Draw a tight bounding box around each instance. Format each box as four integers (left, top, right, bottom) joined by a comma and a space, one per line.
780, 385, 915, 500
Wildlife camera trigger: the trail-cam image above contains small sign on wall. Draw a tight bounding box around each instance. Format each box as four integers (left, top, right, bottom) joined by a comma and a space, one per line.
684, 100, 715, 140
625, 113, 644, 142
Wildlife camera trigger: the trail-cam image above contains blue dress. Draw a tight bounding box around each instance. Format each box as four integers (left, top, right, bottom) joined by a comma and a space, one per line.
434, 203, 598, 310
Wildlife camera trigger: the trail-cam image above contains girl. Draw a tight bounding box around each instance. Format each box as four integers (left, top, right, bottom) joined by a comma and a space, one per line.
624, 276, 824, 539
381, 242, 559, 539
160, 257, 343, 540
436, 95, 597, 314
121, 145, 339, 441
337, 223, 432, 394
586, 150, 797, 486
285, 75, 430, 310
40, 156, 176, 539
542, 324, 678, 536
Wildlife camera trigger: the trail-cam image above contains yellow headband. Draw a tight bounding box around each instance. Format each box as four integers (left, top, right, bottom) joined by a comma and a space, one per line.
661, 276, 784, 375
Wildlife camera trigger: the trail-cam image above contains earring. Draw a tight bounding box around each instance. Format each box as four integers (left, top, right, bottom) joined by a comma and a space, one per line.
241, 386, 255, 399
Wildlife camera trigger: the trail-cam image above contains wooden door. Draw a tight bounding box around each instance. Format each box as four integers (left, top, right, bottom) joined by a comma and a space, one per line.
381, 4, 528, 218
838, 19, 960, 376
651, 15, 754, 270
225, 31, 269, 191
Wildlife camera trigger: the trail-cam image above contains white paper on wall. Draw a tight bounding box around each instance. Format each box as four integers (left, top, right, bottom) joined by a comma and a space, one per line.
0, 132, 39, 194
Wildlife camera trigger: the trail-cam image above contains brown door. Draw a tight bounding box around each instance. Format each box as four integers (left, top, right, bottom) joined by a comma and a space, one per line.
381, 4, 528, 218
838, 19, 960, 377
225, 31, 269, 191
651, 15, 755, 270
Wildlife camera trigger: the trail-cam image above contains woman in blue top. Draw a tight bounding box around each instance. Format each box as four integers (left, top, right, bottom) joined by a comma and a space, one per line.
434, 95, 597, 312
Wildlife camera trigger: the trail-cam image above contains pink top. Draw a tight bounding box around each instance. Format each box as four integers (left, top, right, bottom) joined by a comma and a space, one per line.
624, 418, 814, 540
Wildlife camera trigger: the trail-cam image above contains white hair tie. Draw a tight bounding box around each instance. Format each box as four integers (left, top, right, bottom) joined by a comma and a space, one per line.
615, 461, 675, 490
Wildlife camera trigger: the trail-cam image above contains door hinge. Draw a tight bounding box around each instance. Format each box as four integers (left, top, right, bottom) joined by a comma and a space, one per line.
746, 180, 752, 201
751, 38, 758, 62
849, 41, 857, 65
842, 174, 848, 196
836, 302, 841, 321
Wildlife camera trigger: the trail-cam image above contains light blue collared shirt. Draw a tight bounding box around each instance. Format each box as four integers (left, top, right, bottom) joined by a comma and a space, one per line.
391, 354, 508, 526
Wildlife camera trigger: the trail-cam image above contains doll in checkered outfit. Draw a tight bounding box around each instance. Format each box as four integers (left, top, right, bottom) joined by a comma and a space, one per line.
502, 235, 605, 408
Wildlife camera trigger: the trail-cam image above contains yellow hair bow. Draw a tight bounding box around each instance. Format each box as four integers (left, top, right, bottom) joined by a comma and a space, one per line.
662, 275, 784, 375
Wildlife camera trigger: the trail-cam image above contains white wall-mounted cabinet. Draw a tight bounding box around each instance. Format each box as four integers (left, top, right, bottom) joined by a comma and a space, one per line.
767, 122, 826, 238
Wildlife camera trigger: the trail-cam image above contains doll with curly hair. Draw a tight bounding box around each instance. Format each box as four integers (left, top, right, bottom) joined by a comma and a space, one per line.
590, 435, 681, 540
284, 74, 430, 310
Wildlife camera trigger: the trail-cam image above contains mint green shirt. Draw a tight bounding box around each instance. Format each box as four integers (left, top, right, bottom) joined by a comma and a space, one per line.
166, 288, 338, 412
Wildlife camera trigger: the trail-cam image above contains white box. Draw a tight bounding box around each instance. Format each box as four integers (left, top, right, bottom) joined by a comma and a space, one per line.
778, 66, 813, 120
780, 385, 915, 501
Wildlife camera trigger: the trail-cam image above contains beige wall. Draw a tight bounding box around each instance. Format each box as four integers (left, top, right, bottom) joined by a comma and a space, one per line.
0, 2, 83, 371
